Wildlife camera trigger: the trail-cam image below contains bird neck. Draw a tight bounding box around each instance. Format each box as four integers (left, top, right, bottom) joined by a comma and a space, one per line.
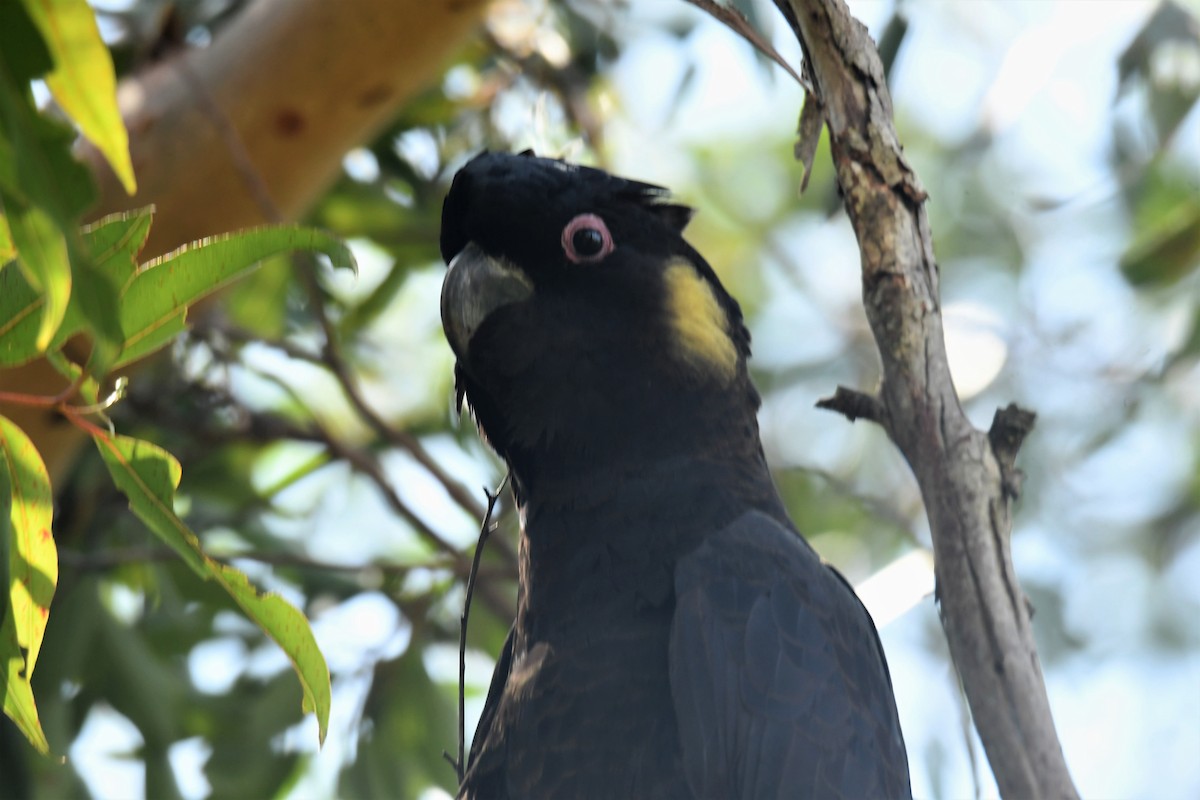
503, 369, 765, 500
510, 422, 787, 646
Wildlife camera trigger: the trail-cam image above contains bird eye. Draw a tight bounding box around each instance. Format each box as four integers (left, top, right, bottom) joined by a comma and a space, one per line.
561, 213, 614, 264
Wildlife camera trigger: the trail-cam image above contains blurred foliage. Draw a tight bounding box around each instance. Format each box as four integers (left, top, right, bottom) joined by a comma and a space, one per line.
1, 0, 1199, 798
1, 0, 368, 780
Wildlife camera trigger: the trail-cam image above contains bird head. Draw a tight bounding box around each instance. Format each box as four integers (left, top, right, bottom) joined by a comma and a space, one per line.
440, 151, 759, 496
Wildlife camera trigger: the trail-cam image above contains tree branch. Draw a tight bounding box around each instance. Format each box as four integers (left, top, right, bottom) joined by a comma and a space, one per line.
292, 260, 521, 571
815, 385, 885, 424
772, 1, 1079, 797
120, 374, 517, 621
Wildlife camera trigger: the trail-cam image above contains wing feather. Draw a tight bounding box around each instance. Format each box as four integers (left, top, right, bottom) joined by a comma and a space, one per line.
670, 510, 911, 800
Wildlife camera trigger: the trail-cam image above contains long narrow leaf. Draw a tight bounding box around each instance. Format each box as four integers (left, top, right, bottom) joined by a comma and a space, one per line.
0, 208, 153, 367
117, 226, 356, 367
21, 0, 136, 194
0, 417, 54, 674
0, 11, 95, 225
0, 414, 54, 754
94, 431, 331, 743
0, 265, 43, 366
2, 190, 69, 350
0, 211, 14, 264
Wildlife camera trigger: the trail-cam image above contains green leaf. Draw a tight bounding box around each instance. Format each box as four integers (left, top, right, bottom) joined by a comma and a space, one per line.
22, 0, 136, 194
0, 49, 96, 226
0, 444, 8, 632
1, 190, 69, 350
0, 208, 152, 367
1121, 200, 1200, 287
1, 613, 46, 754
0, 2, 53, 83
0, 212, 14, 265
0, 416, 55, 674
83, 207, 155, 279
73, 208, 154, 373
0, 266, 44, 367
222, 254, 291, 338
0, 129, 15, 195
0, 1, 101, 365
0, 414, 54, 754
116, 226, 357, 367
93, 432, 331, 743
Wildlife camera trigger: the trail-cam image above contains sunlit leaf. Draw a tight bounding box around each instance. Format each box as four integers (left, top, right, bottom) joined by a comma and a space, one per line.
1, 190, 69, 350
93, 431, 332, 743
0, 208, 153, 367
222, 254, 291, 338
0, 261, 43, 367
21, 0, 136, 195
0, 414, 54, 754
70, 208, 155, 374
0, 432, 9, 628
0, 2, 101, 364
116, 226, 357, 367
0, 612, 46, 753
0, 24, 95, 225
0, 415, 55, 673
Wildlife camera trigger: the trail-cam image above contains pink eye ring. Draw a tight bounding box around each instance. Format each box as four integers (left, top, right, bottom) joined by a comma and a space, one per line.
561, 213, 614, 263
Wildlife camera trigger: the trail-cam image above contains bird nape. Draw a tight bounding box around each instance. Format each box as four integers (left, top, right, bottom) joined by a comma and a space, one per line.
439, 151, 911, 800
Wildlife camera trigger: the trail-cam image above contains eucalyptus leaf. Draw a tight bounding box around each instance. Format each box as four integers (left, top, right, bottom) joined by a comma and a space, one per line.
94, 431, 332, 744
0, 414, 54, 754
21, 0, 137, 194
116, 225, 357, 367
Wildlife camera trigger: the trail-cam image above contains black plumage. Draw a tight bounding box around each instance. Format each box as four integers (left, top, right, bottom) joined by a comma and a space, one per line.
439, 151, 910, 799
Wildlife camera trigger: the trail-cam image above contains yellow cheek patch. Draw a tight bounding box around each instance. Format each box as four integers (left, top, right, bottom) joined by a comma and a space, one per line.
663, 259, 738, 382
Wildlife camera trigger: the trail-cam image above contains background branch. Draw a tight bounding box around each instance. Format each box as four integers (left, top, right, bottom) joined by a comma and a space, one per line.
772, 0, 1079, 797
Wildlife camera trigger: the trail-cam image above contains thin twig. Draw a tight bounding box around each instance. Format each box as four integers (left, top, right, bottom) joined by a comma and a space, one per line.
121, 377, 517, 619
303, 422, 515, 620
683, 0, 812, 91
815, 385, 885, 424
0, 374, 85, 409
444, 475, 509, 782
55, 544, 509, 578
292, 254, 522, 575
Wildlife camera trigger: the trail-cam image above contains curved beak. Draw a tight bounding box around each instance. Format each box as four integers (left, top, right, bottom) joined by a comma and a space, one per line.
441, 242, 534, 358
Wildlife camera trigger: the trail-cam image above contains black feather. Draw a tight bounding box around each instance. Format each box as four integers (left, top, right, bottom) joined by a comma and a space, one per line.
440, 152, 911, 800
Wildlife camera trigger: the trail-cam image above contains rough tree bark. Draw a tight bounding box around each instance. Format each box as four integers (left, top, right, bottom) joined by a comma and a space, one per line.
1, 0, 488, 482
772, 1, 1080, 798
